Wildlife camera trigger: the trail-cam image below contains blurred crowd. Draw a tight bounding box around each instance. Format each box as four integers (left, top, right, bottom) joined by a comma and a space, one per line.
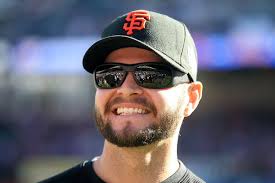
1, 0, 275, 39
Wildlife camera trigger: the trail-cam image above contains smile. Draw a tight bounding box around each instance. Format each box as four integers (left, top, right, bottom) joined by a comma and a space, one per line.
116, 107, 148, 115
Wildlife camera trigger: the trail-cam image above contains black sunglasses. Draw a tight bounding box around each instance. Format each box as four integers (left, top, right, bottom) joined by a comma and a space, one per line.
94, 62, 191, 89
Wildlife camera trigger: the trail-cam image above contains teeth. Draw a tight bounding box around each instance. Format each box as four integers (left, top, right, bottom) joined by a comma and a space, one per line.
116, 107, 146, 115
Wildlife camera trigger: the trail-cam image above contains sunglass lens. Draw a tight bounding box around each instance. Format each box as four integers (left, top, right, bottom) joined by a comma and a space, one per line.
95, 66, 126, 88
135, 65, 172, 88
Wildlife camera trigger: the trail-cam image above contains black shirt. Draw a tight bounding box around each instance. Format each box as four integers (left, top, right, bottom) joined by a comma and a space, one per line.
38, 160, 205, 183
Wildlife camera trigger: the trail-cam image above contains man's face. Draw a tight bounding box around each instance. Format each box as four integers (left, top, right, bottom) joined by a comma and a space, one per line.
94, 47, 190, 147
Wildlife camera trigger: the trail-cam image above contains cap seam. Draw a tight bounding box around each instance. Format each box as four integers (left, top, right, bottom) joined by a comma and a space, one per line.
180, 23, 186, 64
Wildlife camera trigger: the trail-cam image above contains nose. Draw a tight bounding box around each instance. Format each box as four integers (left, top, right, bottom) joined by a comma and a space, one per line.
116, 72, 143, 96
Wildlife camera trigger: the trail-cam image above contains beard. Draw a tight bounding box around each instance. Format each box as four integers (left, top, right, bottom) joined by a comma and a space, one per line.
94, 98, 184, 147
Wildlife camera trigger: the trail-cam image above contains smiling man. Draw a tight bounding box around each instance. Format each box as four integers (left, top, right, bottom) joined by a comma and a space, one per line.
40, 10, 205, 183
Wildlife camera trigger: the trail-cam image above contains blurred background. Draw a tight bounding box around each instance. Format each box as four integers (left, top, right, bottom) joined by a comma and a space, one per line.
0, 0, 275, 182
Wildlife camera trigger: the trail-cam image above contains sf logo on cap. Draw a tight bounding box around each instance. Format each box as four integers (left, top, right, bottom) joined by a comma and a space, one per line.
123, 10, 150, 35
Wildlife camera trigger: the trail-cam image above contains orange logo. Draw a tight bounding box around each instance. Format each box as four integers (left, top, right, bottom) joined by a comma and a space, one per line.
123, 10, 151, 35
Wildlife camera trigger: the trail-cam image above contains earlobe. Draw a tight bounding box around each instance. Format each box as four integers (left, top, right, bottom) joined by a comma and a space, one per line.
184, 103, 193, 117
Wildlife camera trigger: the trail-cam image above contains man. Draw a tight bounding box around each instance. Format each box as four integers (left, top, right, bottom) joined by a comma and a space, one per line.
40, 10, 205, 183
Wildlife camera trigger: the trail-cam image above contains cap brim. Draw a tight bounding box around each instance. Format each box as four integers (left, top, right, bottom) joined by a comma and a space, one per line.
83, 35, 189, 74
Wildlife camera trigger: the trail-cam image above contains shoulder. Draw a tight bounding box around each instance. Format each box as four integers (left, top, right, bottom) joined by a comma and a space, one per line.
184, 168, 206, 183
176, 160, 206, 183
38, 160, 93, 183
162, 160, 206, 183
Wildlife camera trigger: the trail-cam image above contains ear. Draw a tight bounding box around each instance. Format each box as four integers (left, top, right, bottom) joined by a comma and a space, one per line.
184, 81, 203, 117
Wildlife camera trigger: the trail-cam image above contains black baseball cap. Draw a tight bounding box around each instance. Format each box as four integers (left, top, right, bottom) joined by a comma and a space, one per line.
83, 10, 198, 82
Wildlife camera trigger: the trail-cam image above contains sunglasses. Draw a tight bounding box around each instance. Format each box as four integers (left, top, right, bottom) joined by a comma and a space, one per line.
94, 62, 191, 89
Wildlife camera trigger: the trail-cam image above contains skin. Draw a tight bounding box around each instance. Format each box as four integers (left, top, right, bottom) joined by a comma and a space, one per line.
93, 47, 203, 183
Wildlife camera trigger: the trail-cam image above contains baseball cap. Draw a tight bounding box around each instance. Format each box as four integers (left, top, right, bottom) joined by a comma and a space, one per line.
83, 10, 198, 82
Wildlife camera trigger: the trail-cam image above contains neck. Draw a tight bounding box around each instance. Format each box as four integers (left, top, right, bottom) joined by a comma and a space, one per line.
93, 135, 179, 183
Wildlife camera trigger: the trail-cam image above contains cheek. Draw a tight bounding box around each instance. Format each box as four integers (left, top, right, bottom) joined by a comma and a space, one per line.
157, 91, 178, 108
151, 87, 189, 111
95, 90, 111, 112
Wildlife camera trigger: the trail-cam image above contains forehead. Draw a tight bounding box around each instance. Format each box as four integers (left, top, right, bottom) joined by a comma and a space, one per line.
105, 47, 162, 64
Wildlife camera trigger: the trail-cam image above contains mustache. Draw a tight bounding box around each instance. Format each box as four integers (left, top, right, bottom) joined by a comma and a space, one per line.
105, 97, 157, 116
